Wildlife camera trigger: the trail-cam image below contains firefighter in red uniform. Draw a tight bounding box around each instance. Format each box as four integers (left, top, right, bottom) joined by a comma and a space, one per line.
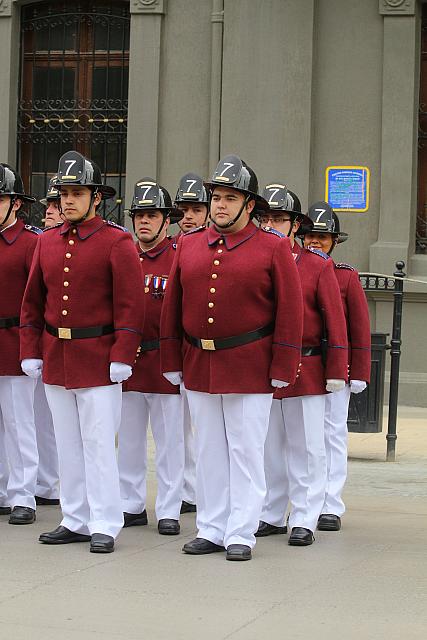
174, 172, 210, 233
118, 178, 186, 535
173, 173, 211, 514
256, 185, 348, 546
20, 151, 144, 553
302, 202, 371, 531
161, 155, 304, 561
40, 176, 62, 228
32, 178, 62, 506
0, 163, 38, 524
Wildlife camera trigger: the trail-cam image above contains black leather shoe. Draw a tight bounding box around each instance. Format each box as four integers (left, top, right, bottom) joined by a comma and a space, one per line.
182, 538, 225, 555
180, 501, 197, 514
317, 514, 341, 531
123, 510, 148, 527
255, 520, 287, 537
90, 533, 114, 553
8, 506, 36, 525
35, 496, 60, 506
0, 506, 11, 515
39, 525, 91, 544
158, 518, 180, 535
288, 527, 314, 546
226, 544, 252, 561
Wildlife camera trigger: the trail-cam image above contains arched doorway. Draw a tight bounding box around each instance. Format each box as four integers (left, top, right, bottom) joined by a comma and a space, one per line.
17, 0, 130, 226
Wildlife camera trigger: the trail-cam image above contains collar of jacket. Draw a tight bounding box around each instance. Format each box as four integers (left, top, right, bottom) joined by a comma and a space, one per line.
207, 219, 258, 250
137, 235, 171, 259
0, 218, 24, 245
292, 240, 303, 264
60, 215, 105, 240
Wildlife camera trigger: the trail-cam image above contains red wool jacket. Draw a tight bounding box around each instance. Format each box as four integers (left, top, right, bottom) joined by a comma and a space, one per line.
333, 261, 371, 382
0, 219, 39, 376
275, 242, 349, 399
20, 216, 145, 389
124, 236, 179, 394
160, 220, 304, 394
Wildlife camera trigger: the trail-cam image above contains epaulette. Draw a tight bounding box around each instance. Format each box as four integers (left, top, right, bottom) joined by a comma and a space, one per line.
106, 220, 129, 232
335, 262, 354, 271
308, 247, 330, 260
184, 225, 205, 236
261, 226, 285, 238
24, 224, 42, 235
42, 222, 63, 232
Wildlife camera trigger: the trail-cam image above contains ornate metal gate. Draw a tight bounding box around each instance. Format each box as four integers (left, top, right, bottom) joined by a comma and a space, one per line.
17, 1, 130, 226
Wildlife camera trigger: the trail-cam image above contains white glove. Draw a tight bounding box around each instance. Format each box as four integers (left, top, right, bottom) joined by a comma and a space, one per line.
109, 362, 132, 383
271, 379, 290, 388
163, 371, 183, 385
21, 359, 43, 378
326, 379, 346, 393
350, 380, 367, 394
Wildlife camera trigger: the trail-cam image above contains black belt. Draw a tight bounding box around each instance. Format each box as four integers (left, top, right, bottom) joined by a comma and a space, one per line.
139, 339, 160, 352
0, 316, 19, 329
301, 346, 322, 357
185, 323, 274, 351
45, 323, 115, 340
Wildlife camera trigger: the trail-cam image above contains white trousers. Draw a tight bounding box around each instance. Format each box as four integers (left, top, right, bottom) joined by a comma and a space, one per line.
186, 391, 273, 549
262, 396, 327, 533
34, 380, 59, 499
322, 385, 351, 517
44, 383, 123, 538
0, 413, 9, 506
0, 376, 38, 509
118, 391, 185, 520
181, 387, 196, 505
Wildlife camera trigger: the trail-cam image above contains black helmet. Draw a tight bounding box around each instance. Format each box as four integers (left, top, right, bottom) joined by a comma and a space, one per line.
0, 164, 35, 203
129, 178, 183, 224
260, 183, 313, 228
299, 201, 348, 243
174, 173, 210, 206
40, 175, 60, 206
206, 154, 269, 211
52, 151, 116, 200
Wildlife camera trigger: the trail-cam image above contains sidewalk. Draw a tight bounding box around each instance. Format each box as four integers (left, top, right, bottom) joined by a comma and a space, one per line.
0, 405, 426, 640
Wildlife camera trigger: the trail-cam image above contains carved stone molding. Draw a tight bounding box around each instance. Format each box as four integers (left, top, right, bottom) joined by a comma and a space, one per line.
0, 0, 11, 17
379, 0, 416, 15
131, 0, 166, 14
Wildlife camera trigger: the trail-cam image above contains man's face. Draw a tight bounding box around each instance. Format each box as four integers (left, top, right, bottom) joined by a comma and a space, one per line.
303, 232, 334, 254
258, 212, 299, 237
210, 187, 253, 228
177, 203, 208, 232
60, 186, 101, 222
134, 209, 169, 244
0, 194, 21, 228
44, 200, 62, 227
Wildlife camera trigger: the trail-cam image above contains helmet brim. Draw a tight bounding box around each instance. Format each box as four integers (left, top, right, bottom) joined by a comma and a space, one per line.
205, 182, 270, 212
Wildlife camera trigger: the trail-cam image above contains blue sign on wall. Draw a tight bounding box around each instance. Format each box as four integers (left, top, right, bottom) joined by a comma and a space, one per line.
325, 166, 370, 212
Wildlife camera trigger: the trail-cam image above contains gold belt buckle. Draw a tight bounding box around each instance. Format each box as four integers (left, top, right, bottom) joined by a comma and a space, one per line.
201, 338, 216, 351
58, 327, 72, 340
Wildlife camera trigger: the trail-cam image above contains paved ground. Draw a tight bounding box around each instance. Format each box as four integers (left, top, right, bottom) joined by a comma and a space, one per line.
0, 405, 426, 640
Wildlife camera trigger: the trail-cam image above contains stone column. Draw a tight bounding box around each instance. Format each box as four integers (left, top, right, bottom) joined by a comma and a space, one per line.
0, 1, 18, 163
370, 0, 419, 274
126, 0, 166, 212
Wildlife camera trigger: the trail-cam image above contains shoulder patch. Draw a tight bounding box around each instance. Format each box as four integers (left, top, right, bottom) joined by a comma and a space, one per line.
261, 226, 285, 238
42, 222, 63, 232
106, 220, 129, 233
308, 247, 330, 260
24, 224, 42, 235
184, 225, 205, 236
335, 262, 355, 271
